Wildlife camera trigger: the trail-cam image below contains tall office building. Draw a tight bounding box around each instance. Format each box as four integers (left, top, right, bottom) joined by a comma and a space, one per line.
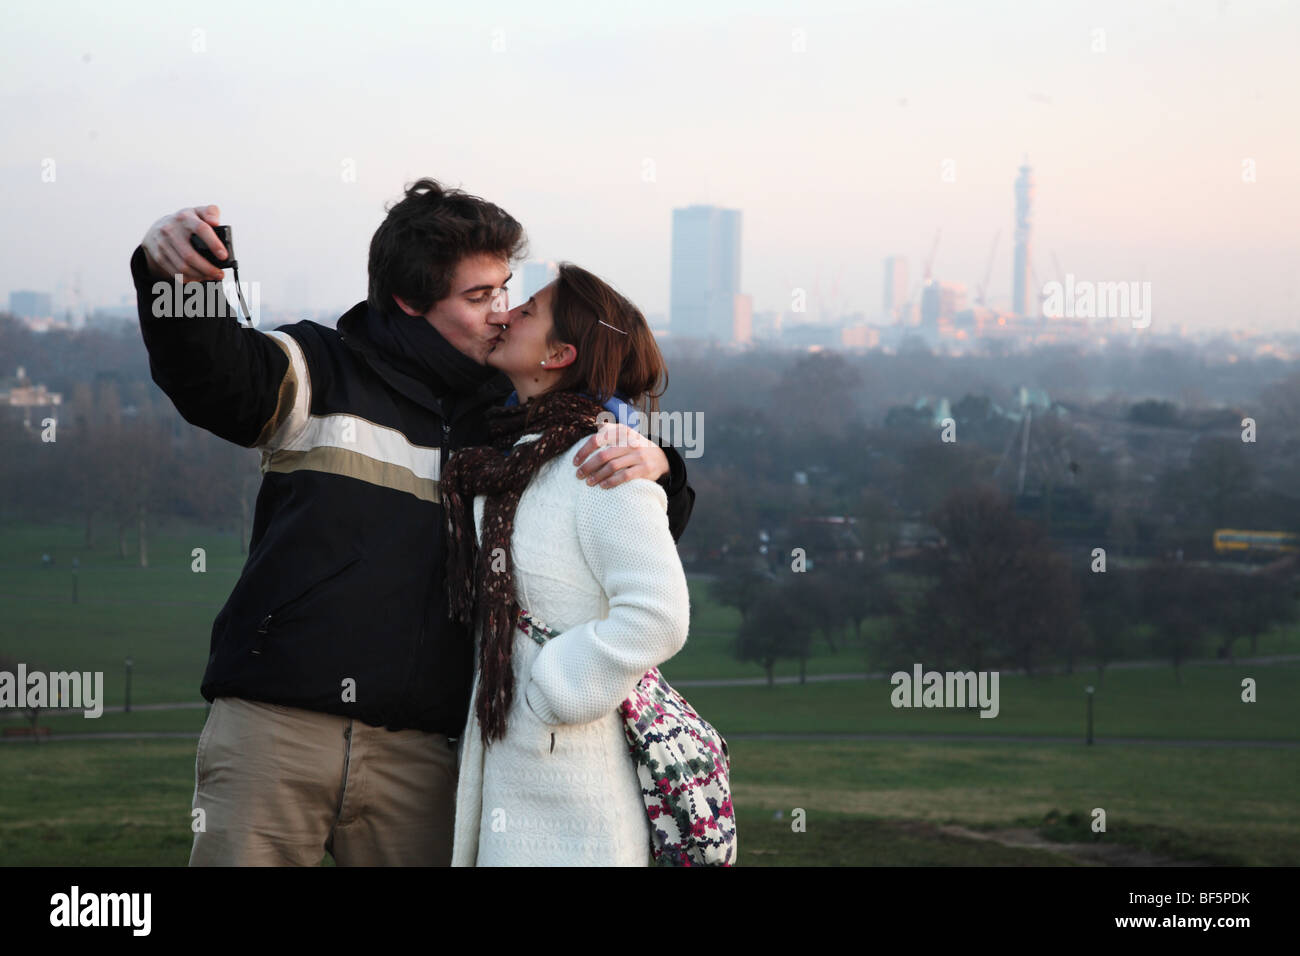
883, 256, 909, 321
920, 281, 968, 327
1012, 161, 1034, 318
669, 205, 742, 341
9, 291, 53, 319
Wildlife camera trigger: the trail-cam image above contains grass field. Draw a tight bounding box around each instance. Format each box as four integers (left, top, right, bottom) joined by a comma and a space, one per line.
679, 661, 1300, 740
18, 660, 1299, 741
5, 521, 1297, 703
0, 522, 246, 705
2, 521, 1297, 866
1, 737, 1293, 865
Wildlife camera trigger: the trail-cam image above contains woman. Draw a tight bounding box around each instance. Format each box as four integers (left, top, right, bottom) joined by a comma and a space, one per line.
441, 263, 691, 866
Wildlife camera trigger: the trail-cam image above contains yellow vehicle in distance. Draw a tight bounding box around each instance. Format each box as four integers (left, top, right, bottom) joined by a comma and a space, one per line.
1213, 529, 1299, 555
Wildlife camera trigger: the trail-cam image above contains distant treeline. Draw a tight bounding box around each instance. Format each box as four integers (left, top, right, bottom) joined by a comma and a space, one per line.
3, 314, 1299, 570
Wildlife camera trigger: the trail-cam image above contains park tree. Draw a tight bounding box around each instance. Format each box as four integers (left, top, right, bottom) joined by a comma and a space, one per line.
772, 351, 863, 438
1205, 567, 1298, 660
787, 570, 849, 656
703, 405, 783, 484
884, 587, 971, 676
898, 440, 999, 518
709, 561, 773, 628
892, 485, 1079, 675
854, 488, 903, 561
736, 584, 814, 687
1259, 371, 1300, 433
834, 559, 894, 647
96, 414, 172, 565
1128, 399, 1179, 427
1138, 562, 1214, 683
0, 653, 47, 742
1079, 564, 1138, 683
1163, 437, 1257, 532
680, 467, 768, 566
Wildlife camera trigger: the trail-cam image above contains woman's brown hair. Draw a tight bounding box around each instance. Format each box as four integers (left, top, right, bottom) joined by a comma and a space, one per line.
545, 262, 667, 415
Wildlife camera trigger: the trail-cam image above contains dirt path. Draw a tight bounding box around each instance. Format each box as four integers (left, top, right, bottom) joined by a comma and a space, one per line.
934, 824, 1209, 866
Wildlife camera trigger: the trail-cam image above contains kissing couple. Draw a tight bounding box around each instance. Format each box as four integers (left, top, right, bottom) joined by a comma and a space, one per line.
133, 177, 734, 866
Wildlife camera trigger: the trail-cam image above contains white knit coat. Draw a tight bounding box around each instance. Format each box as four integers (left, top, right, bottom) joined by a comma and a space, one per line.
450, 435, 691, 866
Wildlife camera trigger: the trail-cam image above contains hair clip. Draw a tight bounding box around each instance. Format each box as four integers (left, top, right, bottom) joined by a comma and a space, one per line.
598, 319, 628, 334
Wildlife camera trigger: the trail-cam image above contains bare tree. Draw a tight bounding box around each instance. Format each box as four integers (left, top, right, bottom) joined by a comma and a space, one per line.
736, 585, 814, 687
892, 485, 1079, 675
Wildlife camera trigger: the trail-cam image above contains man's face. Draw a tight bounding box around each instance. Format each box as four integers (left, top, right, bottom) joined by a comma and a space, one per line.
395, 253, 512, 365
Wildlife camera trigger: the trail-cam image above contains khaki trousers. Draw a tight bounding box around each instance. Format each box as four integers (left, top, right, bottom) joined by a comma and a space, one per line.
189, 697, 457, 866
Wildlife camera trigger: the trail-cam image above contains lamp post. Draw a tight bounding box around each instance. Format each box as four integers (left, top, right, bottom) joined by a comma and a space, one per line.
124, 657, 134, 714
1085, 685, 1095, 746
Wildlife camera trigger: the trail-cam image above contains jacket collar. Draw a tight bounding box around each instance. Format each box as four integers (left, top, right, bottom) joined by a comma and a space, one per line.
336, 302, 512, 423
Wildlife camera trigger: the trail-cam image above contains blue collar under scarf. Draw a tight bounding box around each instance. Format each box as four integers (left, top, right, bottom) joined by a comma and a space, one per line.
504, 389, 642, 430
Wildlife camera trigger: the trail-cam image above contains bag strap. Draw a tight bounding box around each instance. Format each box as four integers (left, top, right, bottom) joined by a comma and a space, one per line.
517, 607, 558, 646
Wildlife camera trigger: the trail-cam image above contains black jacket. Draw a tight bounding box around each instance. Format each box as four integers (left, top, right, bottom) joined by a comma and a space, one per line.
130, 247, 694, 734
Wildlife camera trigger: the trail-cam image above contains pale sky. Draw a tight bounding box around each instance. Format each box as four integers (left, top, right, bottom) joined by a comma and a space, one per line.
2, 0, 1297, 331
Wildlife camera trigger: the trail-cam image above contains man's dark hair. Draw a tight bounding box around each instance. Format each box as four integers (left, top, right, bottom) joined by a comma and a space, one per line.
368, 178, 528, 317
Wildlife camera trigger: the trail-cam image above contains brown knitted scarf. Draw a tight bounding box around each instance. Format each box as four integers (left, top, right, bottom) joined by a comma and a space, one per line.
441, 388, 607, 745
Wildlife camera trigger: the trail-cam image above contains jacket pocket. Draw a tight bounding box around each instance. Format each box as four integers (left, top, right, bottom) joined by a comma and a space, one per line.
252, 552, 363, 650
520, 681, 564, 756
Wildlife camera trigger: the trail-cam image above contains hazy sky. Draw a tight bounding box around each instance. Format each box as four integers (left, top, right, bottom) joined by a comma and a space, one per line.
2, 0, 1297, 331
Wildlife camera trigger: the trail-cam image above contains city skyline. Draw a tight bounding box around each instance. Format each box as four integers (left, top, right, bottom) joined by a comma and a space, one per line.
670, 204, 743, 340
2, 1, 1297, 333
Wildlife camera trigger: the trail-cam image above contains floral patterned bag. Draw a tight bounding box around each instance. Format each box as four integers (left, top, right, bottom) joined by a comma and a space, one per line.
518, 609, 737, 866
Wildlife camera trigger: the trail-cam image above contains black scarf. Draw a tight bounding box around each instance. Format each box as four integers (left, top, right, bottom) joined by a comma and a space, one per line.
440, 390, 607, 745
362, 303, 499, 397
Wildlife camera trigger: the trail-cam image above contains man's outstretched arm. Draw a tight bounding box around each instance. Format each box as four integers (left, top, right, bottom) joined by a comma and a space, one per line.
133, 205, 300, 448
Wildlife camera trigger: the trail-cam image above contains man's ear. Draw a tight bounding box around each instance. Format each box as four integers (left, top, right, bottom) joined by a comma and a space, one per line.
547, 342, 578, 369
392, 294, 423, 318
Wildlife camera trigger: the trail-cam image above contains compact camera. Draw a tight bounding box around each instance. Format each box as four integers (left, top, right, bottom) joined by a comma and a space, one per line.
190, 224, 237, 270
189, 224, 251, 324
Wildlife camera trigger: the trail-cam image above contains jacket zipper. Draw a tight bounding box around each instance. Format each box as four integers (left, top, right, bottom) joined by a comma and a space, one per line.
252, 554, 362, 653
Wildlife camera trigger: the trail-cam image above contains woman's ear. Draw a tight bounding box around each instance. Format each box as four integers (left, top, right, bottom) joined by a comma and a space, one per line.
547, 342, 578, 369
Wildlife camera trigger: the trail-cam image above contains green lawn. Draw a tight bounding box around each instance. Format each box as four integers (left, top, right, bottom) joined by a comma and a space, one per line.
1, 737, 1294, 866
3, 522, 1298, 709
0, 522, 243, 706
730, 737, 1299, 866
2, 521, 1297, 867
678, 661, 1299, 740
4, 520, 1298, 748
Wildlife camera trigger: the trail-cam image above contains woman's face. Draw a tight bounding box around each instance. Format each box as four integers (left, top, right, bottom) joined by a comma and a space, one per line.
488, 281, 563, 375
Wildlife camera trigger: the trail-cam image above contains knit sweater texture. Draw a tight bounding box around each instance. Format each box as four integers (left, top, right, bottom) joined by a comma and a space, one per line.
451, 434, 691, 866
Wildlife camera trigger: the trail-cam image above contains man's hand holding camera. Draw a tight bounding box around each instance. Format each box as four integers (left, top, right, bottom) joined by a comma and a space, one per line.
142, 204, 227, 282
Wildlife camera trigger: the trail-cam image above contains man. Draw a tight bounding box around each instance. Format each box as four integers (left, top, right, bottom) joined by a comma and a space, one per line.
132, 179, 694, 866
